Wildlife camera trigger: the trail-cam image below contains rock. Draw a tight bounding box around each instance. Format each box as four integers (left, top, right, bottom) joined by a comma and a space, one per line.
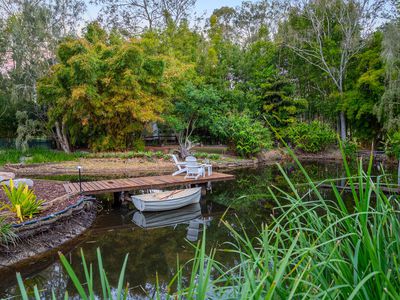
0, 172, 15, 182
2, 178, 34, 188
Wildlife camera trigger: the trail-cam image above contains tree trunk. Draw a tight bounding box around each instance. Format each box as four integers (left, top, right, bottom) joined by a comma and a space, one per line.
340, 111, 346, 141
55, 121, 71, 153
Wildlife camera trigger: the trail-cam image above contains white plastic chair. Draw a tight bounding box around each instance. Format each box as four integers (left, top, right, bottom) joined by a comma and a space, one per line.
185, 156, 205, 179
171, 154, 188, 176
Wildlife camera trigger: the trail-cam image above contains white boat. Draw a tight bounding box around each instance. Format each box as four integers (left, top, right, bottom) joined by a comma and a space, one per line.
131, 187, 202, 212
132, 203, 202, 228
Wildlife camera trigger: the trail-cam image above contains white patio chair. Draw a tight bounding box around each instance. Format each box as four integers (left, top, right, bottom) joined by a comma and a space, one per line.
171, 154, 188, 176
185, 156, 205, 179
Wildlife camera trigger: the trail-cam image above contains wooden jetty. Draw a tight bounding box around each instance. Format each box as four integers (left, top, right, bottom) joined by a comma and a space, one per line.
63, 172, 235, 195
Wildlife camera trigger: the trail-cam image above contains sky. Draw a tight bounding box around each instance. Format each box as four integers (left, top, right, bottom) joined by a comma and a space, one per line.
85, 0, 247, 22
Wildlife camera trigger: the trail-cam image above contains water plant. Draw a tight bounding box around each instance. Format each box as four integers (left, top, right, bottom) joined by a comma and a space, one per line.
162, 145, 400, 298
1, 179, 44, 222
17, 248, 129, 299
0, 217, 17, 246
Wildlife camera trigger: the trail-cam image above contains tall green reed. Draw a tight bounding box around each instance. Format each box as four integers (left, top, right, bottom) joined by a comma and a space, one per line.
164, 145, 400, 299
17, 248, 129, 299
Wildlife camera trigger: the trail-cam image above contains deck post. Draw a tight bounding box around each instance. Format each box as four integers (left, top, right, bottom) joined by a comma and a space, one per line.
113, 192, 122, 208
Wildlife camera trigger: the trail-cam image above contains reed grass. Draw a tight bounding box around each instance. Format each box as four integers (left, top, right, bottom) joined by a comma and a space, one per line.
161, 144, 400, 299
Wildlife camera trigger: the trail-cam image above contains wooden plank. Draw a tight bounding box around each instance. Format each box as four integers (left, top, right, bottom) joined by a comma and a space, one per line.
63, 183, 72, 194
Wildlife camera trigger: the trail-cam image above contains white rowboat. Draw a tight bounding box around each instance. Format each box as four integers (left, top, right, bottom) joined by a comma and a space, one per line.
131, 187, 202, 212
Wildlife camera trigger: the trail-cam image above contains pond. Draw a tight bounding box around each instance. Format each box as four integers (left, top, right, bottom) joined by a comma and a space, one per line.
0, 160, 396, 298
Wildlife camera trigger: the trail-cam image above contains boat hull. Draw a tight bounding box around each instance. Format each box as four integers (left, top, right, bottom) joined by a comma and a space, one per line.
131, 187, 202, 212
132, 203, 202, 228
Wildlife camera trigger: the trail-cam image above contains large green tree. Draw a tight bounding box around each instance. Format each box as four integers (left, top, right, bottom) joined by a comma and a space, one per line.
38, 23, 173, 152
283, 0, 389, 141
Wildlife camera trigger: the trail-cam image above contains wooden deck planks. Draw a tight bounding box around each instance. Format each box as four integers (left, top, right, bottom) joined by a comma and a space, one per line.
64, 172, 235, 195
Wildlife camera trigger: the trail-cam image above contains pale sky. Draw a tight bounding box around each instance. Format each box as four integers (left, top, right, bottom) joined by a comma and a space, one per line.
85, 0, 248, 21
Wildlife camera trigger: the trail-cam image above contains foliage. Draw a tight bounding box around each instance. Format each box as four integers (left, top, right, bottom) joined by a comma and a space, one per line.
38, 22, 174, 151
17, 248, 129, 299
15, 111, 43, 152
161, 148, 400, 299
192, 152, 221, 160
0, 217, 17, 246
343, 140, 358, 161
165, 83, 228, 157
0, 0, 85, 139
0, 148, 86, 166
213, 113, 272, 157
1, 179, 44, 222
384, 131, 400, 160
285, 121, 336, 153
343, 32, 385, 142
375, 20, 400, 134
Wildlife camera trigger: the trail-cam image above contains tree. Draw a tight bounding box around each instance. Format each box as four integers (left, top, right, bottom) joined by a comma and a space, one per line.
375, 21, 400, 134
165, 84, 227, 157
0, 0, 85, 143
283, 0, 389, 141
343, 32, 385, 142
94, 0, 196, 34
38, 22, 172, 152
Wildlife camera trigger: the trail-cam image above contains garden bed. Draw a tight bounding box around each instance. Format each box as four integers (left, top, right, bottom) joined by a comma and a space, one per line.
0, 179, 98, 268
0, 179, 80, 222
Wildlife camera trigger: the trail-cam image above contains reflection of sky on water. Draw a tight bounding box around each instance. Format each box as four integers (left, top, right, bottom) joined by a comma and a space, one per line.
1, 161, 397, 298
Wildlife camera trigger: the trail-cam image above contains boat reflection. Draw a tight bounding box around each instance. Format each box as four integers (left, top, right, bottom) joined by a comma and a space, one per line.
132, 203, 212, 242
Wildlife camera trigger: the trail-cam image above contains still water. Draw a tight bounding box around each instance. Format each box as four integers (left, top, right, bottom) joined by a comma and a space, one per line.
0, 160, 396, 298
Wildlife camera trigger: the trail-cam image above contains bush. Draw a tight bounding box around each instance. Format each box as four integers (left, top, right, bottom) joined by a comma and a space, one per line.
193, 152, 221, 160
0, 217, 17, 246
213, 114, 272, 157
385, 131, 400, 160
343, 140, 358, 160
285, 121, 336, 153
1, 180, 44, 222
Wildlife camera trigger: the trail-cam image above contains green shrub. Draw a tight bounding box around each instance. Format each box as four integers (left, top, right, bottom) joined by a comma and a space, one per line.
285, 121, 336, 153
0, 217, 17, 246
213, 113, 272, 157
132, 138, 145, 152
1, 180, 44, 222
193, 152, 221, 160
385, 131, 400, 160
343, 140, 358, 160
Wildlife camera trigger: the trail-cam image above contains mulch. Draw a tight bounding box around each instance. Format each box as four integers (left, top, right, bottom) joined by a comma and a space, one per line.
0, 180, 79, 222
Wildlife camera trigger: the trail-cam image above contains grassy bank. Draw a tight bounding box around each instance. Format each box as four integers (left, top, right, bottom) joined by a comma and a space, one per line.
0, 148, 223, 167
0, 148, 86, 166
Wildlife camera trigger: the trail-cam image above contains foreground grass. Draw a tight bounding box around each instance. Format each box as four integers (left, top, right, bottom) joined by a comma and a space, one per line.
16, 147, 400, 299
